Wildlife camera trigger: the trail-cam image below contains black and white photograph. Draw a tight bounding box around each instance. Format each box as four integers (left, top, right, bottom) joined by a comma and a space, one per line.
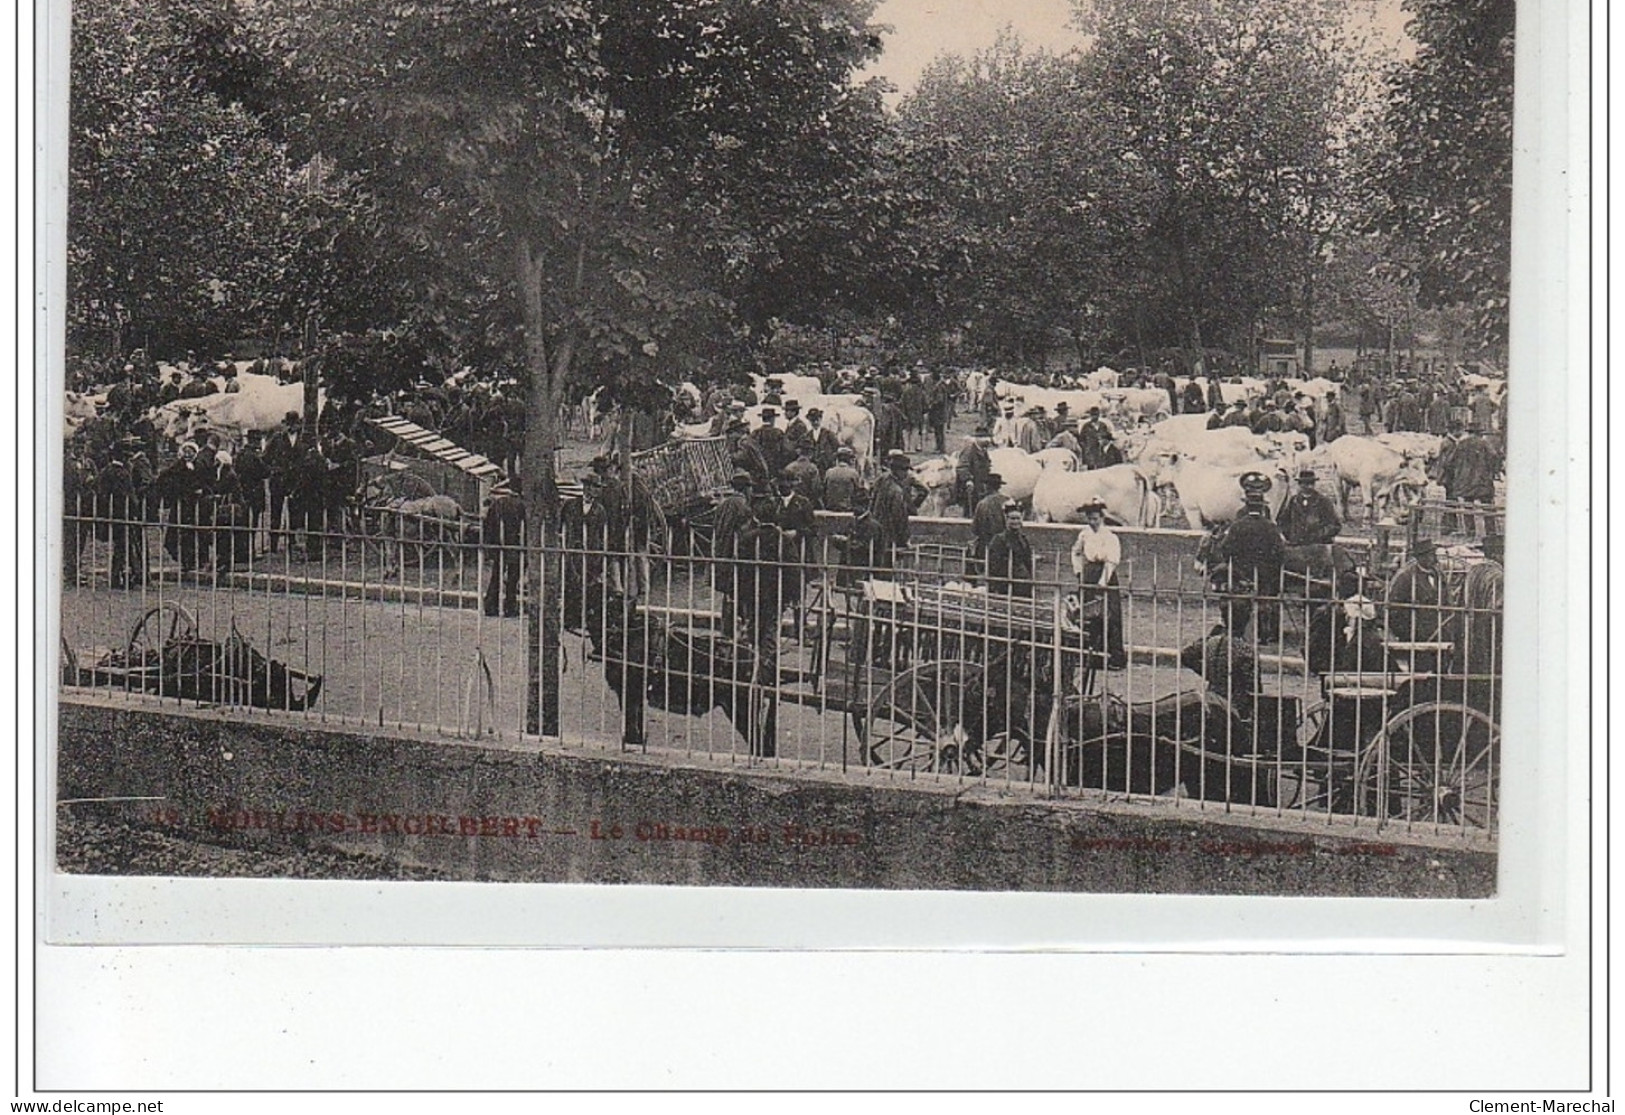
50, 0, 1527, 907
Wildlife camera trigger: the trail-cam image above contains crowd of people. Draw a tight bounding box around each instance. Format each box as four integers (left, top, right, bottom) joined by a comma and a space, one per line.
65, 350, 1504, 717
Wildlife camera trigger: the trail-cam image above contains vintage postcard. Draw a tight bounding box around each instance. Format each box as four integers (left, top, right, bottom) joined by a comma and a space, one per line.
43, 0, 1575, 950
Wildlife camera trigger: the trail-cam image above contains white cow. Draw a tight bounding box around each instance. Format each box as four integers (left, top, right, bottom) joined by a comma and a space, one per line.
1373, 431, 1444, 465
1103, 386, 1173, 423
985, 447, 1049, 504
749, 372, 823, 403
911, 456, 959, 518
1313, 435, 1432, 522
150, 373, 323, 440
1031, 465, 1161, 528
1032, 446, 1080, 473
1164, 461, 1291, 529
1080, 366, 1120, 390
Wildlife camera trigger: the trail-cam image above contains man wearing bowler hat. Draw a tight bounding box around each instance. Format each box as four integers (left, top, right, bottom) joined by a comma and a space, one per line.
1276, 468, 1341, 546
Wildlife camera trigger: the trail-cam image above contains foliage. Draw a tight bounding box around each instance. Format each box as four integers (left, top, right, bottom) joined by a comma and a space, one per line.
1367, 0, 1514, 344
68, 0, 305, 357
888, 34, 1153, 367
259, 0, 889, 413
1072, 0, 1367, 363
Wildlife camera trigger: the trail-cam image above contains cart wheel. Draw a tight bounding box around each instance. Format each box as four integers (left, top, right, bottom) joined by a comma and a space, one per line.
1276, 702, 1356, 814
128, 602, 198, 663
1355, 701, 1499, 831
858, 659, 984, 773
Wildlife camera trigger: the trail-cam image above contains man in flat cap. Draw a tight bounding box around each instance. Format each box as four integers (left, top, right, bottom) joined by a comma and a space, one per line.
1214, 472, 1287, 641
821, 445, 864, 512
969, 473, 1009, 575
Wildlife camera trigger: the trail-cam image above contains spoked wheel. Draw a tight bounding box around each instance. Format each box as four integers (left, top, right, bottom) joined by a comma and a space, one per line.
1275, 701, 1357, 814
128, 602, 198, 664
1355, 701, 1500, 832
858, 659, 985, 773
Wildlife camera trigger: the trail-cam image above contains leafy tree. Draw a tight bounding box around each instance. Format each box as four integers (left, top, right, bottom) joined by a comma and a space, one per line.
1367, 0, 1514, 345
890, 34, 1153, 369
1072, 0, 1364, 368
263, 0, 887, 733
68, 0, 315, 359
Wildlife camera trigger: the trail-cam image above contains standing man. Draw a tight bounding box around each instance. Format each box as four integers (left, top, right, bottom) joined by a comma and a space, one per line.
821, 446, 864, 513
1320, 394, 1347, 443
1462, 534, 1504, 702
782, 444, 823, 506
1386, 537, 1456, 664
1182, 378, 1206, 416
1214, 473, 1288, 642
750, 405, 791, 475
96, 437, 147, 589
970, 472, 1008, 576
984, 500, 1035, 598
806, 408, 840, 473
1077, 406, 1113, 470
926, 373, 952, 454
1276, 470, 1342, 546
955, 423, 994, 514
867, 450, 914, 574
782, 398, 812, 459
1070, 497, 1126, 669
1439, 424, 1502, 534
710, 469, 758, 637
482, 477, 526, 618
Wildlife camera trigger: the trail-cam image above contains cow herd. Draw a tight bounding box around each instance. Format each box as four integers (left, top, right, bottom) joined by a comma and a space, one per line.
664, 366, 1458, 532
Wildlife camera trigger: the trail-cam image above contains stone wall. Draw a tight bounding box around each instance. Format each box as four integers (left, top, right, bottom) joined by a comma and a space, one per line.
57, 699, 1494, 897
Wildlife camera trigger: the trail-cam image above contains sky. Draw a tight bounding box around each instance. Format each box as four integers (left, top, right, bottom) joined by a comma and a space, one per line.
863, 0, 1413, 101
863, 0, 1087, 97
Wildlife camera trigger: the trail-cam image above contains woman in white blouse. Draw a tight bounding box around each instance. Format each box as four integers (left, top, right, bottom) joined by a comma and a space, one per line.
1070, 499, 1126, 669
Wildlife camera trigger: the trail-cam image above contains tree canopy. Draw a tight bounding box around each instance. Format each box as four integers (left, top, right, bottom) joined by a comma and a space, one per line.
1367, 0, 1514, 344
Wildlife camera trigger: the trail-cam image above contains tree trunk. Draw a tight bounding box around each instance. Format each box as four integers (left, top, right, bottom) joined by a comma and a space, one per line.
1301, 267, 1316, 378
301, 315, 321, 438
518, 237, 568, 738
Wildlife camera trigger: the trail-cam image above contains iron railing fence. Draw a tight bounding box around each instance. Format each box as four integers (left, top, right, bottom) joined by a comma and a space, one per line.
59, 498, 1503, 845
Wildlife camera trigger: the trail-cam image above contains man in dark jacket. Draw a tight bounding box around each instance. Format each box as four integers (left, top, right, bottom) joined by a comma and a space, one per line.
955, 425, 994, 513
867, 450, 914, 574
969, 473, 1008, 576
710, 469, 758, 636
155, 442, 212, 574
821, 446, 864, 513
1215, 473, 1287, 641
984, 500, 1034, 598
482, 478, 526, 617
806, 408, 840, 473
95, 439, 147, 588
1276, 470, 1341, 546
